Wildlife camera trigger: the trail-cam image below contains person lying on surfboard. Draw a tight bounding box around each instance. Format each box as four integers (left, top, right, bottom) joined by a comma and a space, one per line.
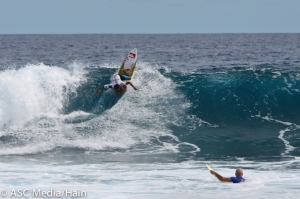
209, 168, 245, 183
94, 74, 138, 95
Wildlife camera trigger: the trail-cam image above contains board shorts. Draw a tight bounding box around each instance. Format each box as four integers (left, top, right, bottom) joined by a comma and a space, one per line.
120, 75, 131, 80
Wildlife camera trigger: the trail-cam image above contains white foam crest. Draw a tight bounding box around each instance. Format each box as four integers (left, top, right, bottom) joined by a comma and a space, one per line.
0, 63, 86, 129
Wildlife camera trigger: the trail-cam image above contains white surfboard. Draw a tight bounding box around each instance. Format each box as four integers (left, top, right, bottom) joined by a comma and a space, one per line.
124, 48, 137, 70
117, 48, 137, 81
206, 164, 214, 171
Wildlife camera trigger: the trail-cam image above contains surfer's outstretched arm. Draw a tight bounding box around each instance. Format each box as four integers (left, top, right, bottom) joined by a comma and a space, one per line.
126, 82, 138, 90
210, 170, 231, 182
95, 86, 104, 95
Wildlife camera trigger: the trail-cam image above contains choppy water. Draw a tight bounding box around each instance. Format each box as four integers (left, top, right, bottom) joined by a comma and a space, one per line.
0, 34, 300, 198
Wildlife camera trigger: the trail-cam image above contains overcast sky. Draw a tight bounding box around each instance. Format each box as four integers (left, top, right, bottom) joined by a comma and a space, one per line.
1, 0, 299, 34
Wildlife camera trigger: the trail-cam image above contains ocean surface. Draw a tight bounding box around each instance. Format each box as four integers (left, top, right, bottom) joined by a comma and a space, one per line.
0, 34, 300, 198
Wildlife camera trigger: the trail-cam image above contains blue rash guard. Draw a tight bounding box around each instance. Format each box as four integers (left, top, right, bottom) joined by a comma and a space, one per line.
230, 177, 245, 183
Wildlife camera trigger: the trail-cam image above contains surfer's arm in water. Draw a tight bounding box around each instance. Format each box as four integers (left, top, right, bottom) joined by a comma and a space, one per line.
95, 84, 115, 95
126, 82, 138, 90
95, 86, 105, 95
210, 170, 231, 182
114, 85, 126, 95
95, 82, 137, 95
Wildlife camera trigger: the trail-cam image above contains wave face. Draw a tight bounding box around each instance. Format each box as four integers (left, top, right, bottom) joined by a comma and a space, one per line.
0, 34, 300, 162
171, 69, 300, 159
178, 69, 300, 126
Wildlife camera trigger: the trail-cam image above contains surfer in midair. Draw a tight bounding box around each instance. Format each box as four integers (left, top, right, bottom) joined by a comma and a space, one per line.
95, 74, 138, 95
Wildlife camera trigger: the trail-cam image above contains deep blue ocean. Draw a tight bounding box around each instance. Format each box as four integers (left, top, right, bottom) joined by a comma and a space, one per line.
0, 34, 300, 198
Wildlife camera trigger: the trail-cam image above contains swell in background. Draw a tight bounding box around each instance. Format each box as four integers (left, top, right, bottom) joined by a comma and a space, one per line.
173, 69, 300, 160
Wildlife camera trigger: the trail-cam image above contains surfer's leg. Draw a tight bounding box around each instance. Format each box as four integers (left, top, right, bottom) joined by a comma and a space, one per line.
120, 75, 131, 80
123, 68, 131, 76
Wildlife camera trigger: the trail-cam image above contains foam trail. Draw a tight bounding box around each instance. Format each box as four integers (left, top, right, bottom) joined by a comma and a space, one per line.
259, 115, 298, 155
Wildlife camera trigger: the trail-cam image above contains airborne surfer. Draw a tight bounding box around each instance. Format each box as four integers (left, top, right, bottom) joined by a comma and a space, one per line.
95, 48, 138, 95
94, 74, 138, 95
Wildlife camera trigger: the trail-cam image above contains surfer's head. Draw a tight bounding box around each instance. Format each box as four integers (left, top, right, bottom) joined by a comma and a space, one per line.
235, 168, 243, 177
113, 84, 126, 95
113, 84, 120, 90
119, 85, 126, 92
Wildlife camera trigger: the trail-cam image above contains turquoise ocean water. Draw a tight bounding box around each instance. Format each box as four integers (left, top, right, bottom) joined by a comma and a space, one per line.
1, 34, 300, 198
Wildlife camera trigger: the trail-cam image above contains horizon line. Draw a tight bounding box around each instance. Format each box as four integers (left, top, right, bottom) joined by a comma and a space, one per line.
1, 32, 300, 35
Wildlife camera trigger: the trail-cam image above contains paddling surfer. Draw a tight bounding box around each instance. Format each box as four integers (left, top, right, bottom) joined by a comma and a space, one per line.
209, 168, 245, 183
